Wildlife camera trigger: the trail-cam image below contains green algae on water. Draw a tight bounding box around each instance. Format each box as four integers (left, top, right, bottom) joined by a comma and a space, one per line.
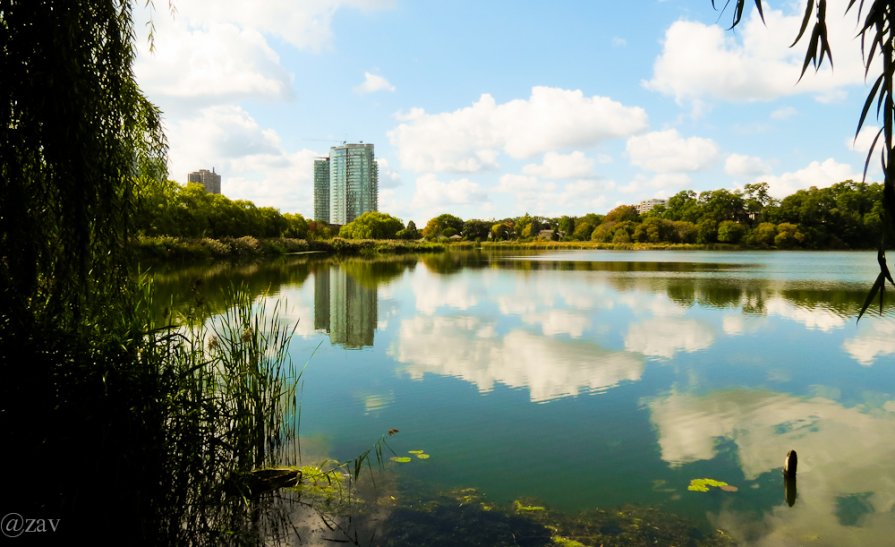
688, 478, 737, 493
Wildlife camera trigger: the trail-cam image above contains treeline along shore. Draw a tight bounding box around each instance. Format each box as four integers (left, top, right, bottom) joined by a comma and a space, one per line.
135, 179, 885, 262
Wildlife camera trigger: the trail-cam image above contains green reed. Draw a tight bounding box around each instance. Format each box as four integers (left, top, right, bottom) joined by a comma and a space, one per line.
138, 281, 302, 544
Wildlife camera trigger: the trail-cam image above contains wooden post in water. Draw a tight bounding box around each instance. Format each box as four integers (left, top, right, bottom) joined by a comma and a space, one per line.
783, 449, 797, 477
783, 449, 798, 507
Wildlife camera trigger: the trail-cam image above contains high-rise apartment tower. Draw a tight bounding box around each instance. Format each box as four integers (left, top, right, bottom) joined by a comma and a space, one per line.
313, 143, 378, 225
188, 168, 221, 194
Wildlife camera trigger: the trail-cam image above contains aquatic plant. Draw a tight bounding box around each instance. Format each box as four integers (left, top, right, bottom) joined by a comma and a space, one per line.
688, 478, 738, 493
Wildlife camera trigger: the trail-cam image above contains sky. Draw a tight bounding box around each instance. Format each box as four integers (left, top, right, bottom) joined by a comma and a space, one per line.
134, 0, 884, 226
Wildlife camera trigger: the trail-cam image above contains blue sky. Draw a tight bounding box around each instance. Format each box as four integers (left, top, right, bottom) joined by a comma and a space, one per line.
135, 0, 881, 226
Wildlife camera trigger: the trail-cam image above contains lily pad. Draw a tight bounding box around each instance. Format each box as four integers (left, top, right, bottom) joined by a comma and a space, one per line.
390, 456, 412, 463
415, 453, 430, 460
408, 450, 425, 454
687, 478, 735, 493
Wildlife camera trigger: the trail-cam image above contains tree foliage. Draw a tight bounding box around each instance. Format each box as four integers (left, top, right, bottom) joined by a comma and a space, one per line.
134, 180, 310, 238
338, 211, 405, 239
714, 0, 895, 318
1, 0, 166, 327
422, 213, 464, 239
418, 181, 882, 248
1, 1, 172, 540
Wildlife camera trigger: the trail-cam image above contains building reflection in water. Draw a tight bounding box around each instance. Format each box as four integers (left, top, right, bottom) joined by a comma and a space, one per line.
314, 265, 377, 349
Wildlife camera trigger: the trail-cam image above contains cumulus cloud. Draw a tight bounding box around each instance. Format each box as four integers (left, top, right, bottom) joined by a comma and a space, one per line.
141, 0, 394, 52
389, 86, 648, 172
626, 129, 719, 173
648, 389, 895, 546
725, 153, 772, 178
495, 173, 612, 217
764, 295, 848, 332
770, 106, 797, 120
135, 21, 292, 102
522, 151, 596, 179
842, 319, 895, 366
408, 174, 488, 221
621, 172, 691, 197
390, 315, 645, 402
847, 125, 883, 156
355, 71, 396, 94
136, 0, 394, 104
411, 270, 480, 315
645, 2, 870, 104
375, 158, 402, 188
624, 317, 715, 359
166, 105, 319, 212
757, 158, 861, 198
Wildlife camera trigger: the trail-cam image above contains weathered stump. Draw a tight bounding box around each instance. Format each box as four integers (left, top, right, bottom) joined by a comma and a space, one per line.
783, 449, 797, 477
783, 449, 798, 507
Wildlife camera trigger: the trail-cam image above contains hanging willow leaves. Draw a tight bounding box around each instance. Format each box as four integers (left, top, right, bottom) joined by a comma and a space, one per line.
715, 0, 895, 320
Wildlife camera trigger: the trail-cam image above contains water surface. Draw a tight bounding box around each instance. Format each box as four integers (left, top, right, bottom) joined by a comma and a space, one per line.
155, 250, 895, 545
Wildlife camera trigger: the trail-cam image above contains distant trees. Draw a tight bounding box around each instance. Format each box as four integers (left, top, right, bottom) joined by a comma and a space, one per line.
132, 174, 884, 250
134, 181, 311, 239
422, 214, 464, 239
406, 180, 884, 249
338, 211, 404, 239
396, 220, 421, 240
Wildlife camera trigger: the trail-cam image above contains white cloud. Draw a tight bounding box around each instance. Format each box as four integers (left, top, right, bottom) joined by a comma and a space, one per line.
847, 125, 883, 156
764, 295, 848, 332
144, 0, 394, 52
136, 21, 292, 102
411, 270, 479, 315
758, 158, 861, 198
842, 319, 895, 366
649, 389, 895, 546
624, 317, 715, 359
409, 174, 488, 219
621, 172, 691, 197
626, 129, 719, 173
355, 71, 396, 94
495, 174, 613, 217
770, 106, 797, 120
375, 158, 402, 188
166, 105, 319, 212
136, 0, 395, 104
725, 153, 772, 178
646, 2, 870, 104
390, 315, 645, 402
522, 151, 595, 179
389, 86, 648, 173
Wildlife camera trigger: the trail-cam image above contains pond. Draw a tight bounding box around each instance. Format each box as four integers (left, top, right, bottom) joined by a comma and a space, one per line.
150, 249, 895, 545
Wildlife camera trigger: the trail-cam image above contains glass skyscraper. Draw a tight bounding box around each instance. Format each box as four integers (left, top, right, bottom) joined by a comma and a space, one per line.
313, 158, 330, 223
313, 143, 378, 224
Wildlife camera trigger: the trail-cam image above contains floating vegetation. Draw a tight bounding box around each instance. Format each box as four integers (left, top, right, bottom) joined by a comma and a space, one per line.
688, 478, 738, 493
391, 450, 430, 462
513, 499, 547, 512
369, 486, 738, 546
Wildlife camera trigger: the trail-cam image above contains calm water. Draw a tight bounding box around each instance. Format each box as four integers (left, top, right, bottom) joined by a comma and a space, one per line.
155, 250, 895, 545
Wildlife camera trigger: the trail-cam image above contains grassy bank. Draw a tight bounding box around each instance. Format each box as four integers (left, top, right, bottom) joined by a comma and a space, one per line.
478, 240, 731, 251
134, 235, 463, 262
135, 235, 766, 264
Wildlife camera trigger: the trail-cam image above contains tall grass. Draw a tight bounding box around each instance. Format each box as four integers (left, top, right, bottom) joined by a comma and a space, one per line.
141, 282, 303, 544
